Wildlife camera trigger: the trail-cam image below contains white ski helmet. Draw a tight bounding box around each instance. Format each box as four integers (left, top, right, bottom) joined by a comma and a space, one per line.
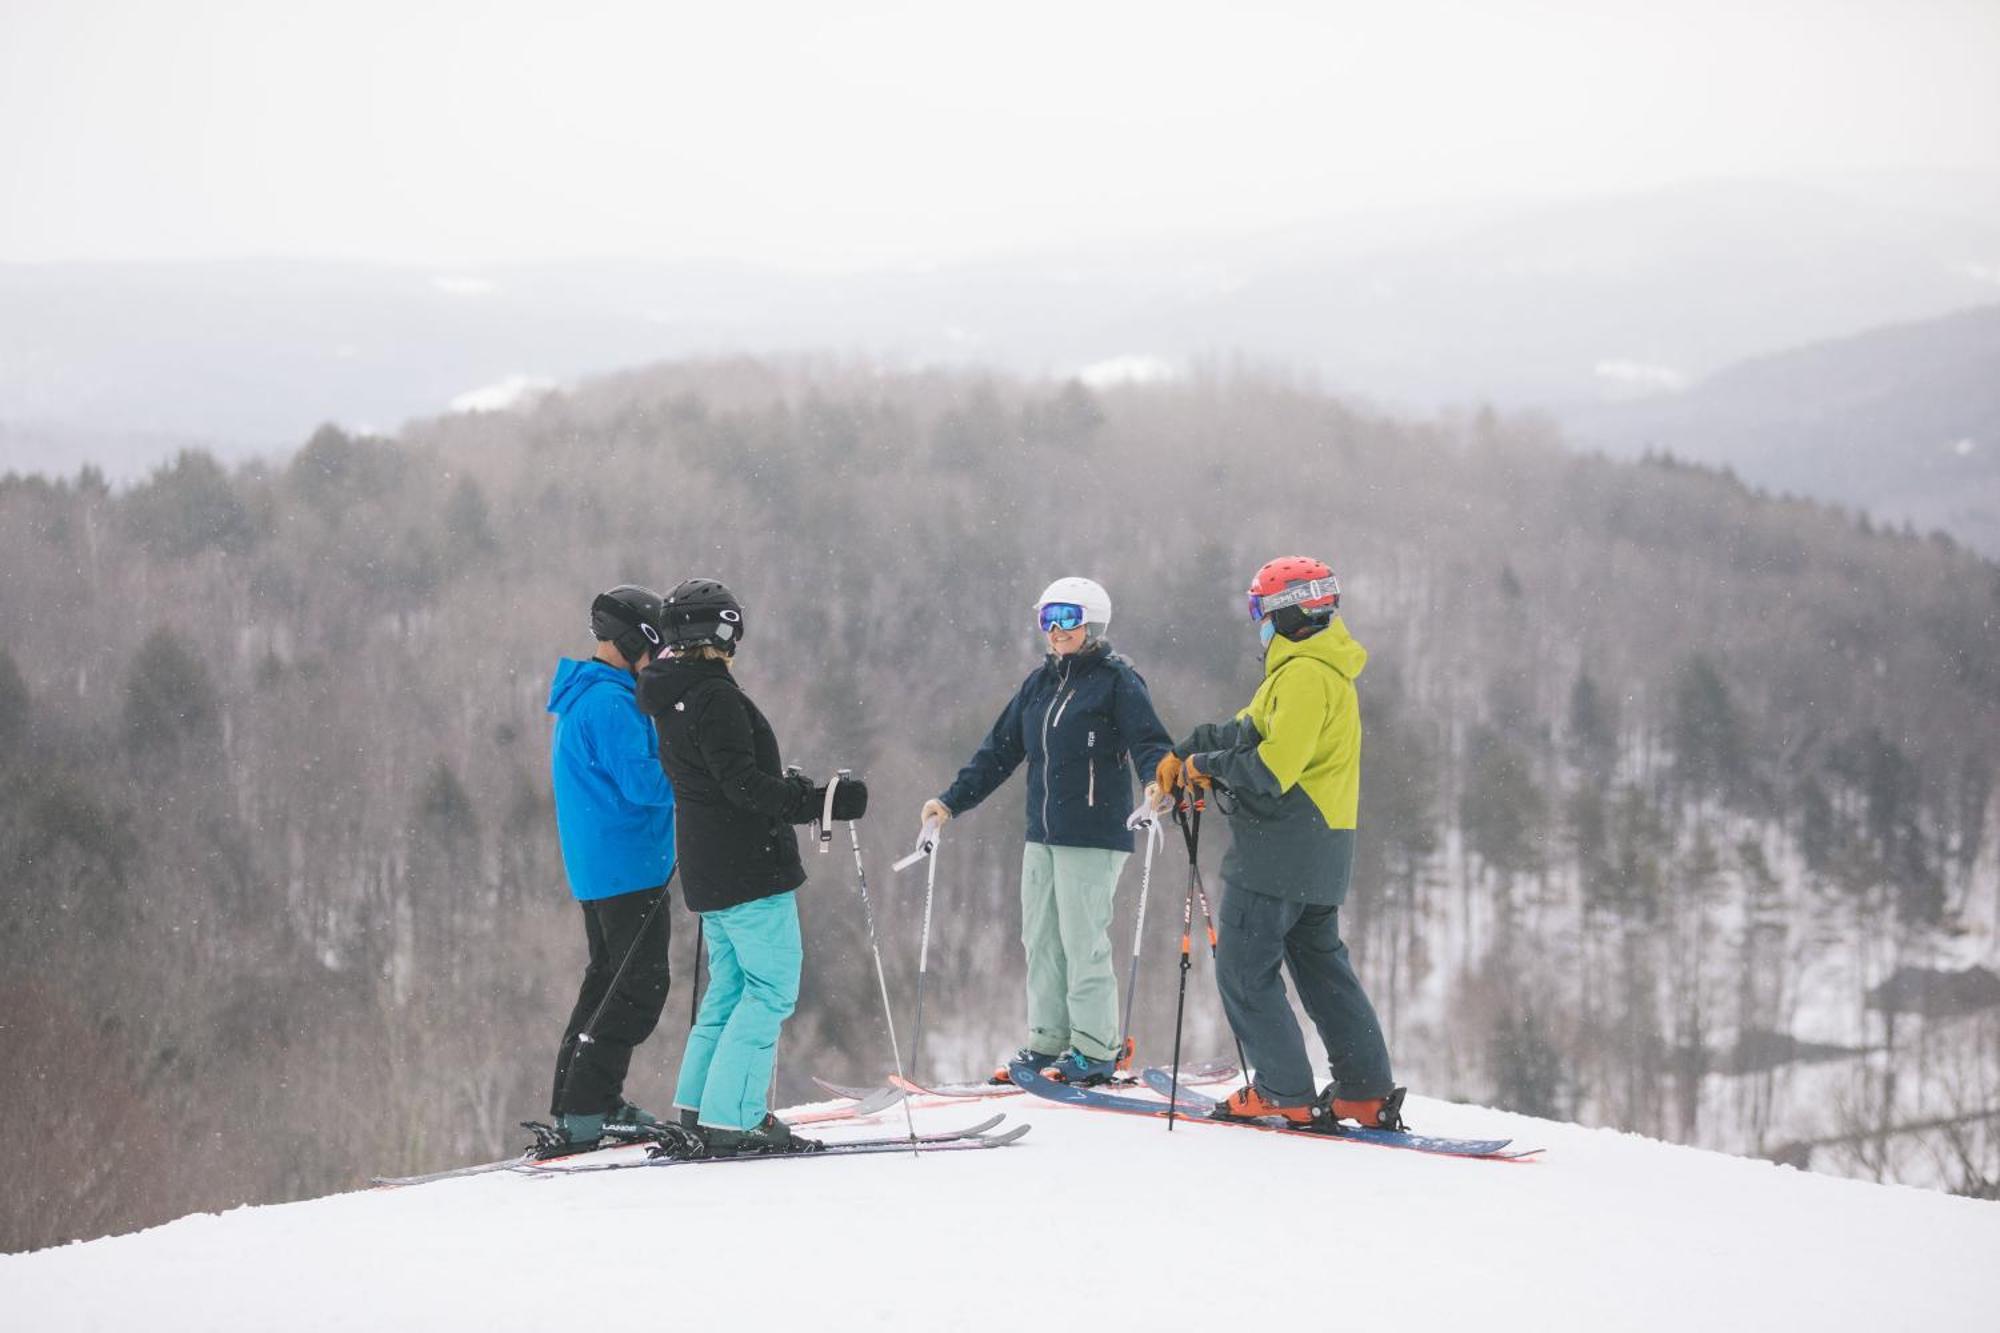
1033, 576, 1112, 638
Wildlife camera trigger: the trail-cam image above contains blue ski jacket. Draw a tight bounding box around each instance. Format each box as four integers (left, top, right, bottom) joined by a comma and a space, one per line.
938, 642, 1172, 853
547, 657, 677, 901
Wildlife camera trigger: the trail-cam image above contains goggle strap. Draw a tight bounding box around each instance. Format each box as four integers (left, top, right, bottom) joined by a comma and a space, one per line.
1255, 577, 1338, 616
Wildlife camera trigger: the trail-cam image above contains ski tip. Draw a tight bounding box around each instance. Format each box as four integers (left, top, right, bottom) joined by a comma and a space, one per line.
853, 1085, 910, 1116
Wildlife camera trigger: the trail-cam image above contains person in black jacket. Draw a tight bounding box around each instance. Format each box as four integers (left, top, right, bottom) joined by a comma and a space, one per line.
635, 578, 867, 1155
920, 576, 1172, 1085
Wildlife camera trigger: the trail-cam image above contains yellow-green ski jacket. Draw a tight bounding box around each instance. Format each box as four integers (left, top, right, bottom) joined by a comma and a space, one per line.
1174, 619, 1367, 904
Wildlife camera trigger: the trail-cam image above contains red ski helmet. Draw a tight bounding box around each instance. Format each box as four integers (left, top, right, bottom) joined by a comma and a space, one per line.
1246, 556, 1340, 622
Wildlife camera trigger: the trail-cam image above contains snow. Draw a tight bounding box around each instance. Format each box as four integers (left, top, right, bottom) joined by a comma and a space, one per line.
5, 1089, 1997, 1331
1592, 358, 1688, 395
447, 375, 556, 414
1078, 354, 1177, 387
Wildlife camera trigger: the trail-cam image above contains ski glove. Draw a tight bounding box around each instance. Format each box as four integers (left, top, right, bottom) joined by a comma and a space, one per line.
808, 776, 869, 821
1183, 753, 1214, 790
1155, 753, 1184, 793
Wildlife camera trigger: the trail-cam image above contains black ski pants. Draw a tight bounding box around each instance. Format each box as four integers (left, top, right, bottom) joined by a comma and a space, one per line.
550, 884, 673, 1116
1214, 884, 1392, 1104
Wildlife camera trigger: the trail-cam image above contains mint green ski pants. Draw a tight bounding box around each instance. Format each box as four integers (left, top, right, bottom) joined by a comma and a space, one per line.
673, 892, 802, 1131
1020, 842, 1130, 1062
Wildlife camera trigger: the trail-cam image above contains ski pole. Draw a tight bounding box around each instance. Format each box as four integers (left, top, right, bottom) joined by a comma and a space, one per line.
834, 771, 921, 1149
1180, 791, 1252, 1090
1165, 796, 1199, 1131
908, 819, 942, 1087
559, 867, 677, 1118
1118, 798, 1165, 1071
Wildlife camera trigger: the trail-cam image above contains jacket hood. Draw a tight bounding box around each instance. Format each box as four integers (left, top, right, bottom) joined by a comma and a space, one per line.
1265, 617, 1367, 680
547, 657, 635, 715
634, 654, 731, 717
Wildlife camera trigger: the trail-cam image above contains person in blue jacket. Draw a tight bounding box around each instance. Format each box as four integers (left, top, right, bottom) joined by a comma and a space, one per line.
920, 576, 1173, 1085
543, 584, 678, 1150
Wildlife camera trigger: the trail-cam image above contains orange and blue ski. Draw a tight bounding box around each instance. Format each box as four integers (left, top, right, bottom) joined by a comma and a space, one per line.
1008, 1062, 1535, 1159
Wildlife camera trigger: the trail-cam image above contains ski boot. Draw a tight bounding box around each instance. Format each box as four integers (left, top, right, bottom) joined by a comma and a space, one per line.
607, 1099, 661, 1131
1209, 1084, 1316, 1126
990, 1047, 1060, 1085
699, 1114, 824, 1156
524, 1111, 608, 1159
1314, 1085, 1409, 1132
1047, 1048, 1119, 1086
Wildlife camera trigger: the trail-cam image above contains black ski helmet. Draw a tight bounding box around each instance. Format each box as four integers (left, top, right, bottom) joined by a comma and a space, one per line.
661, 577, 745, 654
590, 584, 666, 665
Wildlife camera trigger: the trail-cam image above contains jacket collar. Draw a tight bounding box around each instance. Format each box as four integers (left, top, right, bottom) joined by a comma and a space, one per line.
1043, 640, 1114, 674
1263, 618, 1367, 680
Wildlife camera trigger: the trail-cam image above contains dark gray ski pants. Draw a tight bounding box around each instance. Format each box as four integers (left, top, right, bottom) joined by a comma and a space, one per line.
1215, 885, 1392, 1103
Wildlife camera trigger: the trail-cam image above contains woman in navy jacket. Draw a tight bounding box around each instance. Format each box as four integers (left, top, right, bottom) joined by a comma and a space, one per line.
921, 576, 1172, 1084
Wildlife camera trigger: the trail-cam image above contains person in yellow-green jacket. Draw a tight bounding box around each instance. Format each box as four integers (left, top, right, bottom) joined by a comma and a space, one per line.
1152, 555, 1404, 1131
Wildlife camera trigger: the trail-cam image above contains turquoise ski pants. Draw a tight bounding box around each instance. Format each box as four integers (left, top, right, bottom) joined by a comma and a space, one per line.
1021, 842, 1130, 1061
673, 892, 802, 1131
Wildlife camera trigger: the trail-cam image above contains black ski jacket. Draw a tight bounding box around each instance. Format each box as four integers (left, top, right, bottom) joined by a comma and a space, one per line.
635, 656, 816, 914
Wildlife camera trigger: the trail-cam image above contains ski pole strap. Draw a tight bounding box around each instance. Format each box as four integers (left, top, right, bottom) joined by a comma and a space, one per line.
892, 817, 942, 872
1124, 799, 1168, 857
820, 774, 841, 850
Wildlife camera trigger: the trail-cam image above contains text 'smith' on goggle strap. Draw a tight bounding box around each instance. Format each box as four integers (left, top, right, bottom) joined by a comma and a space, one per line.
1246, 576, 1339, 621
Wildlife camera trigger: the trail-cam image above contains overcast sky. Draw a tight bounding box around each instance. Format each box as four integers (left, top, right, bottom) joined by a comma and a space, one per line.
4, 0, 1998, 270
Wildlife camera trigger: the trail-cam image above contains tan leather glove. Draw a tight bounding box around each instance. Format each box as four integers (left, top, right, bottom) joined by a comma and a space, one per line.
920, 798, 952, 826
1184, 753, 1214, 790
1155, 753, 1184, 794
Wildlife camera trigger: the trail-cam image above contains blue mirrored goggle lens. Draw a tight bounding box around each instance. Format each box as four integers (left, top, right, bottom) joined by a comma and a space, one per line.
1039, 602, 1087, 632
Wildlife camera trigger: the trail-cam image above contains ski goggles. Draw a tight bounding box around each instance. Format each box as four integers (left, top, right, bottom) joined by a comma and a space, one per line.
1246, 576, 1339, 621
1038, 602, 1088, 632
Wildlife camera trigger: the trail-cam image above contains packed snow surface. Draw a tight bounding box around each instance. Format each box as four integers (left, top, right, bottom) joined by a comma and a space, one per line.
6, 1090, 1997, 1331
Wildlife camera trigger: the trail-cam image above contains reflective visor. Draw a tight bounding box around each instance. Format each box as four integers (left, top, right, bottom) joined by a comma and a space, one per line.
1246, 576, 1338, 621
1039, 602, 1088, 632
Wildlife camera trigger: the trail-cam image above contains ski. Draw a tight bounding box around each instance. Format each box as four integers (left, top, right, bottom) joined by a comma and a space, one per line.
516, 1114, 1025, 1174
815, 1057, 1238, 1106
375, 1086, 915, 1185
1009, 1063, 1534, 1159
793, 1084, 909, 1122
373, 1153, 543, 1187
371, 1130, 658, 1187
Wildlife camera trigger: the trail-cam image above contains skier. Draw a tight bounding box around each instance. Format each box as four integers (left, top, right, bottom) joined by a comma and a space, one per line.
1152, 556, 1404, 1130
636, 578, 868, 1154
920, 577, 1173, 1085
544, 584, 679, 1150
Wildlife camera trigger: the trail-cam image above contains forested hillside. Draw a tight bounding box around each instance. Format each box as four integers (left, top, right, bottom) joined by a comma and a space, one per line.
1565, 302, 2000, 557
3, 360, 1996, 1250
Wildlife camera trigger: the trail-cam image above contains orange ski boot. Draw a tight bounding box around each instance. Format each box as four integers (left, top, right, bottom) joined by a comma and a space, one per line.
1209, 1084, 1316, 1126
1320, 1086, 1408, 1131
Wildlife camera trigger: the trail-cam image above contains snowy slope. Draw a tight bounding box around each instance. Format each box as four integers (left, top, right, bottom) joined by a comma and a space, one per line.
5, 1090, 1997, 1332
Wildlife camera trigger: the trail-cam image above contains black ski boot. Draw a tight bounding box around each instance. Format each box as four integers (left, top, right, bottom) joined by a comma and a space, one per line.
524, 1112, 608, 1159
698, 1114, 824, 1156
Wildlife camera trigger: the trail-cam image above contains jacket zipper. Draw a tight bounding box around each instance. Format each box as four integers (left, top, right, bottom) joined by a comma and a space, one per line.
1087, 730, 1096, 807
1039, 660, 1073, 836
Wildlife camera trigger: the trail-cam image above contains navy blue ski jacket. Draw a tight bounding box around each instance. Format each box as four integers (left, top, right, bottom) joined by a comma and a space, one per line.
938, 643, 1173, 853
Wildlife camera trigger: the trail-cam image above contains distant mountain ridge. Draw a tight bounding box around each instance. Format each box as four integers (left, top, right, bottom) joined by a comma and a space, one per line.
6, 175, 1999, 480
1562, 303, 2000, 556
